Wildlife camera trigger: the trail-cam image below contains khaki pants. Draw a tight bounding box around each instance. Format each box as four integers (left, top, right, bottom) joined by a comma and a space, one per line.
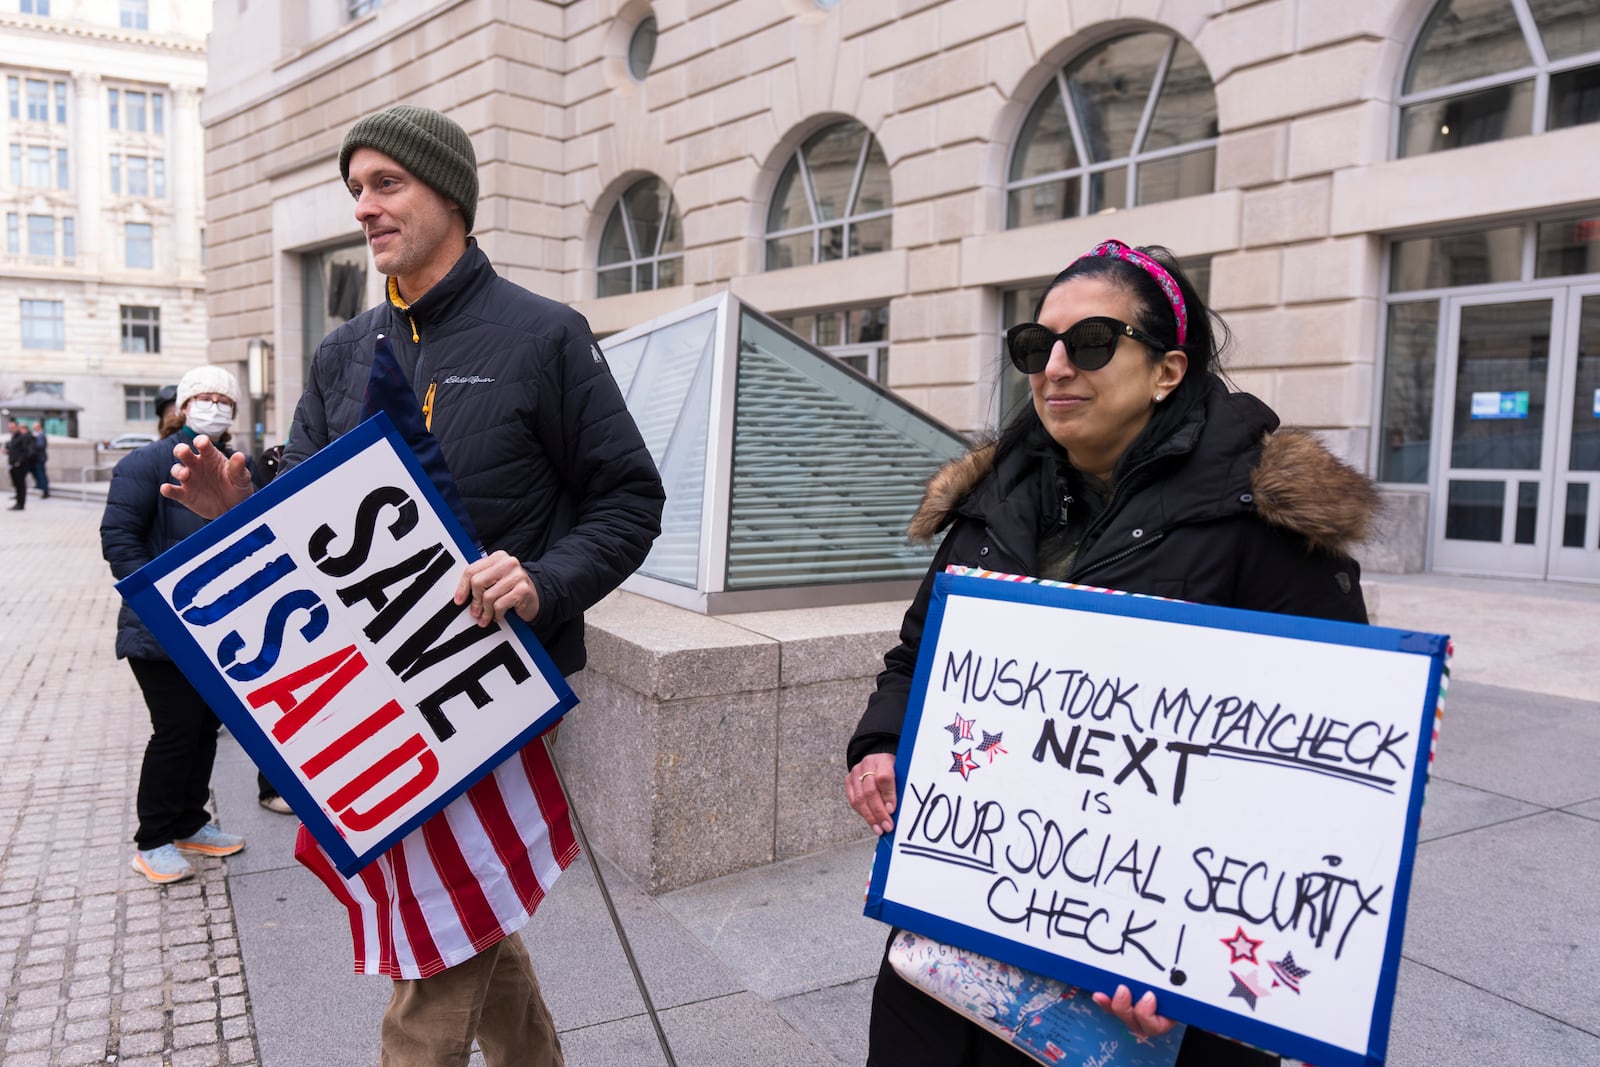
380, 933, 564, 1067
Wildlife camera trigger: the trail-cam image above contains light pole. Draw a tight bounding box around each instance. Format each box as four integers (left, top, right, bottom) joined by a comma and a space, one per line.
246, 337, 273, 460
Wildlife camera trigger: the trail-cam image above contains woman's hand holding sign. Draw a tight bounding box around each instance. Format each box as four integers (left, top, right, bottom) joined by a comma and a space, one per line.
160, 435, 255, 518
846, 752, 898, 835
1092, 984, 1179, 1041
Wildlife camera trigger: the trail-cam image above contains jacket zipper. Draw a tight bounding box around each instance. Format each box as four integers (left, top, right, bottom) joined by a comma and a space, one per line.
1071, 530, 1166, 582
1066, 450, 1168, 581
387, 276, 432, 429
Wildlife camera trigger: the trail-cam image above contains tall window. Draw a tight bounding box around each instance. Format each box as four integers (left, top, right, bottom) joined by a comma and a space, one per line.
1400, 0, 1600, 157
1007, 32, 1218, 228
120, 0, 149, 30
21, 300, 65, 349
125, 222, 153, 269
303, 243, 369, 381
108, 88, 118, 129
62, 217, 73, 259
121, 305, 161, 353
5, 77, 16, 119
774, 305, 891, 384
5, 213, 16, 255
127, 155, 148, 196
765, 121, 892, 270
26, 214, 53, 257
25, 78, 47, 122
125, 385, 161, 422
21, 0, 50, 15
55, 147, 67, 189
125, 91, 147, 133
54, 80, 65, 123
597, 178, 684, 297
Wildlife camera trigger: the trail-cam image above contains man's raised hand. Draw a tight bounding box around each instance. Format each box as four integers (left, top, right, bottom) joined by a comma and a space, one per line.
159, 435, 255, 518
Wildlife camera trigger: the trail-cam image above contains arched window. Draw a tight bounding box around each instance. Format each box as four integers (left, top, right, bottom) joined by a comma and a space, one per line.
765, 120, 892, 270
597, 177, 683, 298
1399, 0, 1600, 157
1006, 31, 1217, 229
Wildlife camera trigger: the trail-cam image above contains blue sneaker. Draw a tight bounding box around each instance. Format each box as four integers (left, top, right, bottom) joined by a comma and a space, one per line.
173, 823, 245, 857
132, 844, 195, 884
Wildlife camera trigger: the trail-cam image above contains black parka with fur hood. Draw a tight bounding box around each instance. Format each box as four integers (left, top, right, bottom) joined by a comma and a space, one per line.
283, 241, 664, 678
849, 380, 1378, 766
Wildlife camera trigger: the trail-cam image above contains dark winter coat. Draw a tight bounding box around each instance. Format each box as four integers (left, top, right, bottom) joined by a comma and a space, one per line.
848, 381, 1378, 766
101, 431, 239, 661
7, 429, 36, 470
282, 240, 664, 677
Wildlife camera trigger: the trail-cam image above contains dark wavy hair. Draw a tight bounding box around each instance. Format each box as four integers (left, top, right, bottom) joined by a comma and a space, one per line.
995, 243, 1230, 471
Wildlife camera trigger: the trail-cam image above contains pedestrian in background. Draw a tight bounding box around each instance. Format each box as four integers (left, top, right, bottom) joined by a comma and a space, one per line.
7, 417, 38, 510
30, 421, 49, 499
101, 365, 251, 884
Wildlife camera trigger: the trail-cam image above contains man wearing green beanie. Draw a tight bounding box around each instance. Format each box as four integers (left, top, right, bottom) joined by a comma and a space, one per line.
164, 105, 664, 1067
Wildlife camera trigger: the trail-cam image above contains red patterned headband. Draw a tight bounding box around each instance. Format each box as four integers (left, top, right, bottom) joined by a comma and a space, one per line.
1076, 239, 1188, 348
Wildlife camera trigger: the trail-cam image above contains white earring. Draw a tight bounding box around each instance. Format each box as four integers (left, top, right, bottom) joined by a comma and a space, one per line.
1154, 392, 1164, 402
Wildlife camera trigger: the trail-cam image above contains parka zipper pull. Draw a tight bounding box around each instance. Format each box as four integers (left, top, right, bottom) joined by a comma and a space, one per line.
422, 379, 437, 431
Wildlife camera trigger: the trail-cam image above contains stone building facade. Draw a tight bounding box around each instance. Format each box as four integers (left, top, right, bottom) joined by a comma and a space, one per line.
202, 0, 1600, 582
0, 0, 210, 442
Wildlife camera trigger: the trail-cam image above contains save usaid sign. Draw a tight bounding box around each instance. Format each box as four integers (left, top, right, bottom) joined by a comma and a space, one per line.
864, 570, 1450, 1067
117, 415, 575, 876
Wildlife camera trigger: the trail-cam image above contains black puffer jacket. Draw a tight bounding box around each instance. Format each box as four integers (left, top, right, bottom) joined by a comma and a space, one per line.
848, 381, 1378, 766
101, 431, 240, 661
282, 241, 664, 676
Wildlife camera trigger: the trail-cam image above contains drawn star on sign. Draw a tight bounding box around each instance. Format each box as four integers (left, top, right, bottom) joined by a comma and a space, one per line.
945, 714, 975, 743
1220, 925, 1264, 965
1228, 969, 1271, 1011
949, 749, 980, 779
977, 730, 1006, 762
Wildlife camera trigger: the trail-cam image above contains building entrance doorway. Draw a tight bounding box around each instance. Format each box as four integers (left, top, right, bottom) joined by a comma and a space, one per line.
1432, 287, 1600, 581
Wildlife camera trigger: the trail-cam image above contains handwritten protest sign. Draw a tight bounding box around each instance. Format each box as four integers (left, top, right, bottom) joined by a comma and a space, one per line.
864, 569, 1449, 1067
116, 415, 575, 876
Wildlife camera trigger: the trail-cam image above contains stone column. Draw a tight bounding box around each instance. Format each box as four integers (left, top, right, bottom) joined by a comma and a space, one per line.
171, 86, 200, 282
72, 71, 102, 270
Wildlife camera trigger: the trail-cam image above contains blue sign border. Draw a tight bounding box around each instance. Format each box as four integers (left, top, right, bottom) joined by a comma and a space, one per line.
115, 414, 577, 876
863, 571, 1448, 1067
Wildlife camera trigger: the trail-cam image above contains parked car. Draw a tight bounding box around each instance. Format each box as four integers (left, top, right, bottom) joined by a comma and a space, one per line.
103, 433, 159, 450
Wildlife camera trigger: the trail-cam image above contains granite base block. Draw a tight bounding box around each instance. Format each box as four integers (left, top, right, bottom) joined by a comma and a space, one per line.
560, 592, 901, 893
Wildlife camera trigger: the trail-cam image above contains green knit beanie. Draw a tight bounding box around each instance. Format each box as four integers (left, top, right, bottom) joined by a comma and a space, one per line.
339, 105, 478, 233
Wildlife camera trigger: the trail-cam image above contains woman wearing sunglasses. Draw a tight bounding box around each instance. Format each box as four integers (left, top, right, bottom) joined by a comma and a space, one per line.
845, 239, 1377, 1065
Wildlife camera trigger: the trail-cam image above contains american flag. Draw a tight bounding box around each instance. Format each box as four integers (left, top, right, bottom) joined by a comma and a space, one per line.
296, 733, 576, 978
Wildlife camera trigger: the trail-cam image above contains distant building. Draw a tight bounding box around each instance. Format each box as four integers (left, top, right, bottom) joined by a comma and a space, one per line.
202, 1, 1600, 583
0, 0, 210, 441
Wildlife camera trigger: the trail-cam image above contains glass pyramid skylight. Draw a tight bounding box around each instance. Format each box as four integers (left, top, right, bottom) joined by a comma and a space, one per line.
601, 292, 970, 613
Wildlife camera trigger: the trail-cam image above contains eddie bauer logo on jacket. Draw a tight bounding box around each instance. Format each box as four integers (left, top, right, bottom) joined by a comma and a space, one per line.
441, 375, 496, 385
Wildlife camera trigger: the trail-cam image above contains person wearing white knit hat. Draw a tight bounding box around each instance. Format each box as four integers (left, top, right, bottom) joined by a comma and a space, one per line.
175, 365, 240, 443
101, 362, 256, 884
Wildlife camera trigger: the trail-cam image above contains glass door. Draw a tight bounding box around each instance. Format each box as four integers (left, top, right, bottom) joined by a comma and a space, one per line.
1431, 293, 1566, 577
1548, 288, 1600, 582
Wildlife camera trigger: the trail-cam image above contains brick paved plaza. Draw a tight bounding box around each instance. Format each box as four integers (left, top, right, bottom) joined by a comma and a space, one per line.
0, 496, 255, 1067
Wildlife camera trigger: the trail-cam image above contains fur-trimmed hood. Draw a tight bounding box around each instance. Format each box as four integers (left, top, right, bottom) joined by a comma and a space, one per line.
908, 425, 1378, 556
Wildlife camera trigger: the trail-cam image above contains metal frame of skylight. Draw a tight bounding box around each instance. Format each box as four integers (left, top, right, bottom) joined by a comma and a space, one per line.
607, 290, 959, 614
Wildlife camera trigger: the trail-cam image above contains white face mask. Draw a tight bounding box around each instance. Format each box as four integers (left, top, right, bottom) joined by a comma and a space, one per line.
186, 400, 235, 438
